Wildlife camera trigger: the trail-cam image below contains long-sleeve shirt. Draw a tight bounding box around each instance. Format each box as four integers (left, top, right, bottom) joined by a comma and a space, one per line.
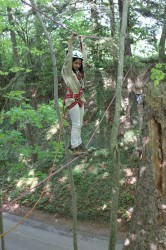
61, 43, 87, 108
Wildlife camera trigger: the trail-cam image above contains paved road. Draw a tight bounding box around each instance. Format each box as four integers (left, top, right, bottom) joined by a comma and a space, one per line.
0, 213, 123, 250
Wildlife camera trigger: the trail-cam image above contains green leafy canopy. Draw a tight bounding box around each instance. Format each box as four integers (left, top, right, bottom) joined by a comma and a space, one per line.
150, 63, 166, 86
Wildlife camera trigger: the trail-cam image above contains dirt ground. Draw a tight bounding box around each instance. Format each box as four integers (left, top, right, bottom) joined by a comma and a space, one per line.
7, 204, 128, 241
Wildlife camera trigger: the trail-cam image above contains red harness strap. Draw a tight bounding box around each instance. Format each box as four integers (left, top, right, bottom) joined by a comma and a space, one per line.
65, 88, 84, 110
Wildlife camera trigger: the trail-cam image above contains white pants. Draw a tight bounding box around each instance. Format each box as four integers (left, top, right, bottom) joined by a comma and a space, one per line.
68, 104, 84, 149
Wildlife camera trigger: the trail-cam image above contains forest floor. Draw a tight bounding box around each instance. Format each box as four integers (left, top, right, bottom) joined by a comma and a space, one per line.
8, 204, 129, 242
3, 87, 141, 245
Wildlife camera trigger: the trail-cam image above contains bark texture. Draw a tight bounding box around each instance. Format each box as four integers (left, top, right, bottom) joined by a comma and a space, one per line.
108, 1, 130, 249
123, 83, 166, 250
158, 2, 166, 63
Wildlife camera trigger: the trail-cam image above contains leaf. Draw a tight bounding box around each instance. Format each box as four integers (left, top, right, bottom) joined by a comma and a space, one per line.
150, 63, 166, 86
25, 69, 32, 73
4, 91, 26, 101
0, 110, 5, 124
9, 67, 25, 73
0, 70, 8, 76
30, 47, 44, 56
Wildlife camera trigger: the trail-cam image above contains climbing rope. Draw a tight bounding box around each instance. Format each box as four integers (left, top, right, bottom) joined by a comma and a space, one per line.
0, 106, 64, 238
20, 0, 112, 40
0, 94, 115, 238
1, 63, 132, 213
21, 0, 72, 32
0, 0, 133, 238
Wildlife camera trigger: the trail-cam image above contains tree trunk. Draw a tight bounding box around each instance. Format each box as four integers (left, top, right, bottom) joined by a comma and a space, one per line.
109, 0, 115, 36
0, 189, 5, 250
108, 1, 130, 250
25, 123, 38, 162
158, 2, 166, 63
123, 6, 166, 248
29, 1, 78, 249
125, 26, 132, 56
7, 7, 19, 65
118, 0, 132, 56
95, 69, 108, 147
118, 0, 123, 20
123, 83, 166, 250
87, 0, 101, 63
88, 0, 99, 32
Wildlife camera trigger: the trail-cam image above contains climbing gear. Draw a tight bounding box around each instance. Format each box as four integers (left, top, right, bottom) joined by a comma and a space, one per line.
0, 94, 116, 238
65, 88, 84, 110
72, 50, 83, 60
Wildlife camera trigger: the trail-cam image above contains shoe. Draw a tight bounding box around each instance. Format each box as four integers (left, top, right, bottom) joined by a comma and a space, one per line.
72, 144, 88, 156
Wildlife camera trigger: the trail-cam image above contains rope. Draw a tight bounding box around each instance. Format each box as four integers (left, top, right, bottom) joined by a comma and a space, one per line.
86, 95, 115, 147
0, 94, 115, 238
0, 0, 133, 238
20, 0, 112, 40
1, 64, 133, 213
0, 105, 64, 238
20, 0, 72, 32
82, 35, 113, 40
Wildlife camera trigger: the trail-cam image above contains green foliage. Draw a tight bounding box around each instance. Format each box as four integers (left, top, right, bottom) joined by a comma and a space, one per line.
35, 170, 47, 180
0, 109, 5, 123
0, 129, 25, 170
150, 63, 166, 86
0, 96, 64, 189
4, 90, 28, 101
0, 129, 25, 149
0, 0, 20, 8
2, 97, 61, 128
0, 0, 165, 224
0, 70, 8, 76
30, 47, 44, 56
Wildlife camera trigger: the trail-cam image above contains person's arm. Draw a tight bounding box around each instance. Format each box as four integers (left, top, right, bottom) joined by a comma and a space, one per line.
78, 35, 87, 67
68, 32, 77, 48
62, 32, 77, 77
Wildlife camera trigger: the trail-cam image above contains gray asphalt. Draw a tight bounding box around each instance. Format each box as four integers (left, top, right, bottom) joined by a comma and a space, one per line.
0, 213, 123, 250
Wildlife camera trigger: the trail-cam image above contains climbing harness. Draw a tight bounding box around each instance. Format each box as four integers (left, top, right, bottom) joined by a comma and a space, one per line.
64, 36, 85, 110
0, 93, 116, 238
65, 87, 84, 110
0, 0, 129, 239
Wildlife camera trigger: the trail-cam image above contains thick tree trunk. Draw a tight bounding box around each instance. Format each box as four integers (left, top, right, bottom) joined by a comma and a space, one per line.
158, 2, 166, 63
118, 0, 132, 56
123, 6, 166, 248
125, 26, 132, 56
108, 1, 130, 249
123, 84, 166, 250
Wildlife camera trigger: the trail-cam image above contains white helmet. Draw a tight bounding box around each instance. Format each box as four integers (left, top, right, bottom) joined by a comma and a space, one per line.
72, 50, 83, 60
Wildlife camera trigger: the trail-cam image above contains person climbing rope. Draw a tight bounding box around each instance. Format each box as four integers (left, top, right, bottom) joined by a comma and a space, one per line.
61, 32, 88, 156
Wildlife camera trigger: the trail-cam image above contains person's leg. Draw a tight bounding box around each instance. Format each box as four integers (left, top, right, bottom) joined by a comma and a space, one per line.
68, 104, 82, 149
78, 105, 84, 146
